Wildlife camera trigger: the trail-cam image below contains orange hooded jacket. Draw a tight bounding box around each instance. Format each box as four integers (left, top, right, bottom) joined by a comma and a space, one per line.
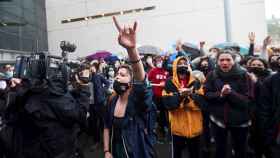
162, 57, 203, 138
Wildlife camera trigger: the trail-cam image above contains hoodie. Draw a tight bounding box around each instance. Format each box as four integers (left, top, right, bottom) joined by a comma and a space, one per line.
162, 57, 203, 138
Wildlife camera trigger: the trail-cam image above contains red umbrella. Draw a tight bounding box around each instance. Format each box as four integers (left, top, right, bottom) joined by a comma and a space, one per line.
86, 51, 112, 61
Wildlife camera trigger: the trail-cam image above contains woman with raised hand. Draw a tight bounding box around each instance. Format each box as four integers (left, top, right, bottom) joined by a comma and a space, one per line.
103, 16, 156, 158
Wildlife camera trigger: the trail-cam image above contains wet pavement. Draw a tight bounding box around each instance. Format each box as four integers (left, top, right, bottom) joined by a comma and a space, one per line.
79, 133, 217, 158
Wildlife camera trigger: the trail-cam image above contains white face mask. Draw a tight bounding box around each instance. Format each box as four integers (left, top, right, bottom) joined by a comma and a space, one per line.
156, 62, 163, 68
146, 57, 153, 65
209, 52, 217, 59
235, 56, 242, 63
108, 71, 115, 77
0, 81, 7, 90
114, 62, 120, 68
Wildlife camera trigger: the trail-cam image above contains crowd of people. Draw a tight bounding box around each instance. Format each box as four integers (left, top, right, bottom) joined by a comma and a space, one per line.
0, 17, 280, 158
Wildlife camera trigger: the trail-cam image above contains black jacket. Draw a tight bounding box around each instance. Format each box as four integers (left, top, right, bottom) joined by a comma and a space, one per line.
205, 65, 254, 126
0, 90, 6, 116
257, 72, 280, 145
0, 82, 90, 158
251, 70, 271, 113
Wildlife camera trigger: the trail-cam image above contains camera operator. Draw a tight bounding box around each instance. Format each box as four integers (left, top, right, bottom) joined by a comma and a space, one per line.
0, 53, 90, 158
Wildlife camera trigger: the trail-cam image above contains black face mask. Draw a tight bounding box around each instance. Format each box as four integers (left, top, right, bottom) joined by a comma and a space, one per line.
248, 67, 266, 76
113, 80, 130, 95
78, 73, 91, 84
270, 62, 280, 71
200, 65, 208, 71
177, 66, 189, 75
79, 77, 90, 84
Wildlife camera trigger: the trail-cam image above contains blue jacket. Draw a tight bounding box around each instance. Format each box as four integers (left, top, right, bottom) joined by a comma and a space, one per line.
91, 74, 110, 105
104, 78, 156, 158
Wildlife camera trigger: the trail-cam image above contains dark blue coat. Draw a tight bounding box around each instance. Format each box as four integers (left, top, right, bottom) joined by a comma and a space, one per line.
104, 79, 156, 158
91, 73, 110, 105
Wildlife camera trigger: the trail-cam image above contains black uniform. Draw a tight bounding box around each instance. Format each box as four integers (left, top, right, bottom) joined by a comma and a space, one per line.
0, 80, 90, 158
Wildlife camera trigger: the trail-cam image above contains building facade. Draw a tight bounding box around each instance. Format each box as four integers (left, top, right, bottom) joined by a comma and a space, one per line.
46, 0, 267, 58
0, 0, 48, 62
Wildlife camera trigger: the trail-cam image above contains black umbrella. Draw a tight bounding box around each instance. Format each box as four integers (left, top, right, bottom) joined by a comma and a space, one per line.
137, 45, 162, 55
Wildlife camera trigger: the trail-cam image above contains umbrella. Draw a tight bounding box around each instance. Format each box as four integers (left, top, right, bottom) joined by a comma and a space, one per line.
105, 55, 119, 63
213, 42, 249, 55
168, 53, 178, 62
86, 51, 112, 61
159, 51, 169, 56
137, 45, 161, 55
182, 42, 200, 60
168, 52, 178, 64
182, 42, 199, 50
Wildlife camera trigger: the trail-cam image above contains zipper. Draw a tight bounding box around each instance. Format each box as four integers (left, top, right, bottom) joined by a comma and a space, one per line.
122, 135, 130, 158
224, 103, 229, 125
171, 134, 174, 158
187, 111, 192, 137
110, 127, 114, 154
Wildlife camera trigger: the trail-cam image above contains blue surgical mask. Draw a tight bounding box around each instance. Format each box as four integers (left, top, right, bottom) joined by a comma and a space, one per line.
5, 71, 13, 79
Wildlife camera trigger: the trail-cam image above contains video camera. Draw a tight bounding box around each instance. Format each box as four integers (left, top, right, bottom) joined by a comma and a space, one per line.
13, 41, 77, 81
13, 41, 91, 86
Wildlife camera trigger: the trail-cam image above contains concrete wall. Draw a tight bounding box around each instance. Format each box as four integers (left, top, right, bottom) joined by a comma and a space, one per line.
46, 0, 267, 58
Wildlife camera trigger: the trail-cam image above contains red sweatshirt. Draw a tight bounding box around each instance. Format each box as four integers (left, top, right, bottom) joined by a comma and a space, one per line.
148, 68, 168, 97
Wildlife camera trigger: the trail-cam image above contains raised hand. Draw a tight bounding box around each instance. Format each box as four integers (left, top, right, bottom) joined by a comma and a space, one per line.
176, 40, 183, 51
248, 32, 255, 44
112, 16, 145, 81
263, 36, 272, 47
113, 16, 137, 50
